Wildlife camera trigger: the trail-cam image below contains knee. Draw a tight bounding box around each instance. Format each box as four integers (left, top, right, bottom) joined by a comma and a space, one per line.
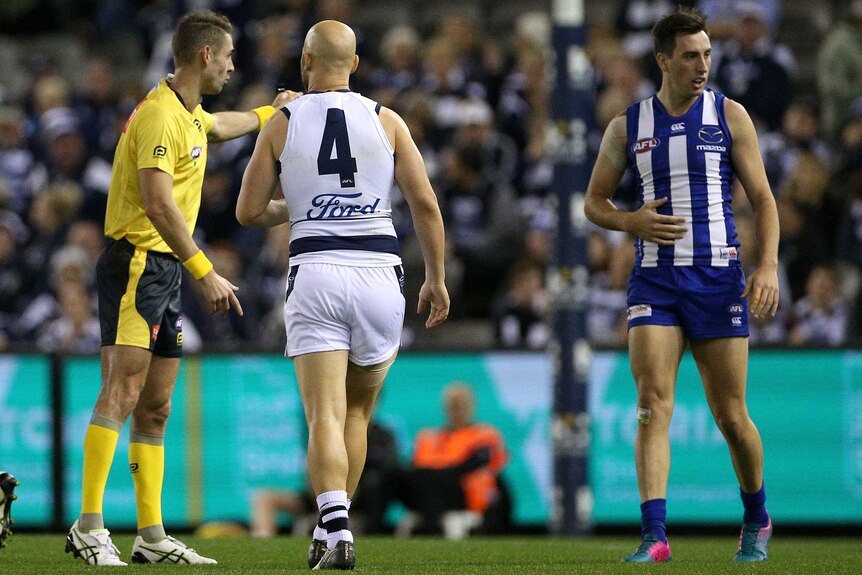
635, 385, 674, 423
134, 398, 172, 431
713, 412, 750, 444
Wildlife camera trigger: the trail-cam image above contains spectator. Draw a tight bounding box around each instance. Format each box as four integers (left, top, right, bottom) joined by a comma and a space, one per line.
15, 244, 92, 343
760, 95, 831, 194
39, 107, 112, 223
0, 105, 47, 216
440, 140, 522, 318
398, 382, 509, 539
711, 2, 796, 130
491, 258, 550, 349
369, 25, 422, 108
787, 264, 849, 346
20, 182, 82, 297
817, 0, 862, 139
36, 276, 100, 354
0, 211, 30, 345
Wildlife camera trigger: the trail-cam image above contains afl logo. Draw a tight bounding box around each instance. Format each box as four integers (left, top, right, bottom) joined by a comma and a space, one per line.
728, 304, 744, 314
698, 126, 724, 144
632, 137, 660, 154
191, 146, 202, 159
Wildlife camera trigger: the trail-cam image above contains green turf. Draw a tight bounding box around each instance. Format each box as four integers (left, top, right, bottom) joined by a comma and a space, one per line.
0, 534, 860, 574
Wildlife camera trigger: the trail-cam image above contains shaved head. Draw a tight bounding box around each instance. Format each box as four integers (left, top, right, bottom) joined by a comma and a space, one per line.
304, 20, 357, 71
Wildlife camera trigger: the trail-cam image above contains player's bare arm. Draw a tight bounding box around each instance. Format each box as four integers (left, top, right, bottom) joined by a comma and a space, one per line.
379, 106, 449, 329
208, 90, 301, 142
236, 110, 291, 227
585, 114, 687, 245
139, 167, 243, 317
725, 98, 780, 318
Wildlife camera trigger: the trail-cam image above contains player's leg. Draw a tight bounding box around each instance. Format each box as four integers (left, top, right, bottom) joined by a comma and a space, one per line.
127, 354, 216, 564
295, 350, 354, 567
84, 345, 152, 530
66, 344, 151, 566
624, 324, 685, 563
344, 354, 394, 498
690, 336, 771, 561
128, 354, 177, 544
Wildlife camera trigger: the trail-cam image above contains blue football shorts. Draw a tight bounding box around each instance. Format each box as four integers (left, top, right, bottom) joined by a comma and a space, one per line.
626, 265, 749, 340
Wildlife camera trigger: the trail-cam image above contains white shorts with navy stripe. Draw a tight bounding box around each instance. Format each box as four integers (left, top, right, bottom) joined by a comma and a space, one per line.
283, 262, 406, 365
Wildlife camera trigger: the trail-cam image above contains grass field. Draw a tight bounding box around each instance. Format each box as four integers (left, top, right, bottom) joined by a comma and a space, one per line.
1, 534, 860, 575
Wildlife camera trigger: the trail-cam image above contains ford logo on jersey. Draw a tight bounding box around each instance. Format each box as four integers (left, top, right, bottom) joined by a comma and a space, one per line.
307, 192, 381, 219
698, 126, 724, 144
632, 137, 660, 154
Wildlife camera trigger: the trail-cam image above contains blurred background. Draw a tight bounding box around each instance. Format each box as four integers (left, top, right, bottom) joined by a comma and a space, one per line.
0, 0, 860, 536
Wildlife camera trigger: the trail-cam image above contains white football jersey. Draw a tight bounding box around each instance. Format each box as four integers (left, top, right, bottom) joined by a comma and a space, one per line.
279, 90, 400, 266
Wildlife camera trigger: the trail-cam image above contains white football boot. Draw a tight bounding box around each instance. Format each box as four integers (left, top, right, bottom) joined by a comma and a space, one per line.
131, 535, 217, 564
65, 520, 127, 566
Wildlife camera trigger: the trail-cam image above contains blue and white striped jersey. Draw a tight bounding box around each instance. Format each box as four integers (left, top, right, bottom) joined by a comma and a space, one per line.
625, 89, 739, 268
279, 90, 401, 266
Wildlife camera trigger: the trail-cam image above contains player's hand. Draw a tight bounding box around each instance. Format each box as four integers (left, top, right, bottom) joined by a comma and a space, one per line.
272, 89, 303, 108
742, 265, 779, 319
417, 280, 449, 329
199, 270, 244, 317
626, 197, 687, 245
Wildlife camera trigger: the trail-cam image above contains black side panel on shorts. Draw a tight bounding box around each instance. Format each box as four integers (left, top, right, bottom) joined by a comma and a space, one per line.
393, 265, 405, 295
97, 239, 135, 345
285, 264, 300, 302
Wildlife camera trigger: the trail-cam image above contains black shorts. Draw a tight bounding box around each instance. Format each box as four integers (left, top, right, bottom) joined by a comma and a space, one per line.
97, 238, 183, 358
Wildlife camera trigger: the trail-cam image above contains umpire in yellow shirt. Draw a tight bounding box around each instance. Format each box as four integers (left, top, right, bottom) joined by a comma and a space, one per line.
64, 10, 299, 566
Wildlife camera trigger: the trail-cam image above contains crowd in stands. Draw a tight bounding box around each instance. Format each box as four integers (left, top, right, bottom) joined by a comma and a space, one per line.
0, 0, 860, 354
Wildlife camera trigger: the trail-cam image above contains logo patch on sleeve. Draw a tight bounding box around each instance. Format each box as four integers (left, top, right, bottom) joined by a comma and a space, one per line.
153, 145, 167, 158
627, 304, 652, 320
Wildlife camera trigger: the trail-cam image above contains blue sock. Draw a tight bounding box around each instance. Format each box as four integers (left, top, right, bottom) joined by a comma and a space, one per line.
740, 484, 769, 527
640, 499, 667, 542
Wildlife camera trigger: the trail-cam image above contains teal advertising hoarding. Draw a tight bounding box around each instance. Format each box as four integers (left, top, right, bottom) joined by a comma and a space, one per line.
0, 356, 52, 526
2, 351, 861, 528
590, 350, 862, 523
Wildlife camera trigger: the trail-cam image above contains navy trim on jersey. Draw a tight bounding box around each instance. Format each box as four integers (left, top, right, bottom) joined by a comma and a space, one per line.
290, 235, 401, 257
280, 107, 290, 119
307, 89, 352, 94
275, 160, 282, 175
375, 102, 382, 114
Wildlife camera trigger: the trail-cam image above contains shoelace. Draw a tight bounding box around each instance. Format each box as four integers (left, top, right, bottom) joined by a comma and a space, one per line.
92, 533, 122, 562
166, 536, 199, 554
738, 527, 758, 554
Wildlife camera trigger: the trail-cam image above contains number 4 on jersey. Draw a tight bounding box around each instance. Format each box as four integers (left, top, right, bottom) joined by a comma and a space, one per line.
317, 108, 357, 188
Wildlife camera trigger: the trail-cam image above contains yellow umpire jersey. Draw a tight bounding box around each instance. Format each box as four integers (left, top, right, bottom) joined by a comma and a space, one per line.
104, 78, 214, 254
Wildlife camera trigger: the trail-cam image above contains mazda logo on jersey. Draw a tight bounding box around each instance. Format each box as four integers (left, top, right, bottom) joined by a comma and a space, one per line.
698, 126, 724, 144
632, 137, 660, 154
153, 145, 167, 158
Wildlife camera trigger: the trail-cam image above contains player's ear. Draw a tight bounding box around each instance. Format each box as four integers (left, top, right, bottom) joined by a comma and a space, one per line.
656, 52, 668, 74
200, 45, 212, 67
350, 54, 359, 74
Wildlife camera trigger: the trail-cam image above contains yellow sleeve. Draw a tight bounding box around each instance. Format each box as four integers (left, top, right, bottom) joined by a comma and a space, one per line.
133, 104, 180, 176
200, 108, 214, 134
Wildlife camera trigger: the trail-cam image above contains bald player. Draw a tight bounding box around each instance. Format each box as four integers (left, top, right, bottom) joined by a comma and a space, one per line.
237, 20, 449, 570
